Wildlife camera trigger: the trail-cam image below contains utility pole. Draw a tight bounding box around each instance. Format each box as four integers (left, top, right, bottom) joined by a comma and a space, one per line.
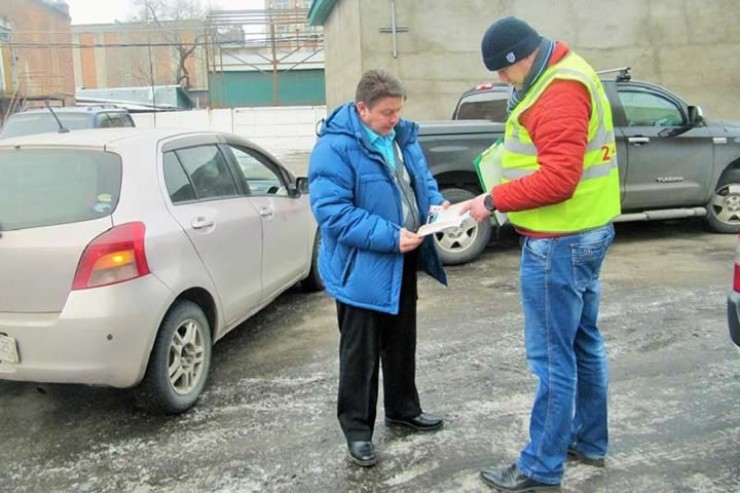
269, 14, 279, 106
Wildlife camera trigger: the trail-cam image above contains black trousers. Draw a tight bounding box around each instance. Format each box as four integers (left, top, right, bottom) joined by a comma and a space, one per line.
336, 252, 422, 442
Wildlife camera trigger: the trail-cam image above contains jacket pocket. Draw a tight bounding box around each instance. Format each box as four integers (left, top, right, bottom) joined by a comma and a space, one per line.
340, 248, 358, 286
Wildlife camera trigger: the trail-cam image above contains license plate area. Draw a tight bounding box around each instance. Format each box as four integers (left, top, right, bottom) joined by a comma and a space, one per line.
0, 334, 20, 364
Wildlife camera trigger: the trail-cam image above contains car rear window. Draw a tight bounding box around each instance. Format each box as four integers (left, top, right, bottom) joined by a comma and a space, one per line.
1, 113, 94, 138
455, 92, 509, 122
0, 149, 122, 230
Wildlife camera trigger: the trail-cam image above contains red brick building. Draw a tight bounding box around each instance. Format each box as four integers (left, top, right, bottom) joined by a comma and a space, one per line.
71, 20, 208, 92
0, 0, 75, 114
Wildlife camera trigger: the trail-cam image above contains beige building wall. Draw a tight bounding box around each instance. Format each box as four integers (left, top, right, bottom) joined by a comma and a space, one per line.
320, 0, 740, 121
322, 0, 362, 106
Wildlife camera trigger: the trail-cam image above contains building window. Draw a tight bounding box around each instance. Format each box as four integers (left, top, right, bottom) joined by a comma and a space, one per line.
270, 0, 291, 9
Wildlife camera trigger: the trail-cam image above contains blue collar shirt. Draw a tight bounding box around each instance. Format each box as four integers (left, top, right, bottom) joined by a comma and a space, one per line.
364, 126, 397, 169
362, 125, 420, 230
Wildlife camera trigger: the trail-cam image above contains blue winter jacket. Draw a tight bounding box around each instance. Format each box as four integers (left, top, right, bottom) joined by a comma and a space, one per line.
308, 102, 447, 315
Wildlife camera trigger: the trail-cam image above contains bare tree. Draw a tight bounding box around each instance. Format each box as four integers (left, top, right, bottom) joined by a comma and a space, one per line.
131, 0, 205, 89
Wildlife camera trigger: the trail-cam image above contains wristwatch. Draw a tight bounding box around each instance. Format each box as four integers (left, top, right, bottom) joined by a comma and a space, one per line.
483, 194, 495, 211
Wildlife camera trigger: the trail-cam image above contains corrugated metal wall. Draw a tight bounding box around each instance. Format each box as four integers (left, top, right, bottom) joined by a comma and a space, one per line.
209, 69, 326, 107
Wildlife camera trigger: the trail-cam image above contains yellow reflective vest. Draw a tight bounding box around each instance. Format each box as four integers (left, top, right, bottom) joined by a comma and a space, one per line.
502, 52, 621, 233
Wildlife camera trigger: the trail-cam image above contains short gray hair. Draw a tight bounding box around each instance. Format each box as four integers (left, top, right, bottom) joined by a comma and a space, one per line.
355, 69, 407, 108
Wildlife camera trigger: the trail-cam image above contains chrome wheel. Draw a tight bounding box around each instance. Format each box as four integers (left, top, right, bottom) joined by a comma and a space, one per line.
707, 170, 740, 234
434, 216, 481, 255
433, 187, 492, 265
711, 184, 740, 227
168, 319, 207, 395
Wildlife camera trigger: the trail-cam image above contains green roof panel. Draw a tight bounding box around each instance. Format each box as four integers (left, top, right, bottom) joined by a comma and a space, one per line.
307, 0, 339, 26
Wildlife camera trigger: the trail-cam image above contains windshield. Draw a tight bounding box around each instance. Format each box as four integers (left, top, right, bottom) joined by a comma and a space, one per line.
0, 113, 94, 139
0, 148, 122, 230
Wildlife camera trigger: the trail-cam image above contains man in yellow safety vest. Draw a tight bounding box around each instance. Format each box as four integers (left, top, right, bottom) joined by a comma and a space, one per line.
463, 16, 621, 492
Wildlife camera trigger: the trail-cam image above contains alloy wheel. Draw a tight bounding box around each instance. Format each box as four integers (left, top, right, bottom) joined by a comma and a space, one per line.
711, 183, 740, 227
168, 319, 207, 395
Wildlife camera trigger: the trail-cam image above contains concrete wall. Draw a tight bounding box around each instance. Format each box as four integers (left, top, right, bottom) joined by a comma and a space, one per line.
322, 0, 363, 107
321, 0, 740, 121
132, 106, 326, 158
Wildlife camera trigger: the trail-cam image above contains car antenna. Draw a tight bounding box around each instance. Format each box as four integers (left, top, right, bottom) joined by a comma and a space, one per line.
45, 99, 69, 134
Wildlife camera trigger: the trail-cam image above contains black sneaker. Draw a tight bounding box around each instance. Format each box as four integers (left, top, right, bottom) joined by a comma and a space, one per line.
480, 463, 560, 492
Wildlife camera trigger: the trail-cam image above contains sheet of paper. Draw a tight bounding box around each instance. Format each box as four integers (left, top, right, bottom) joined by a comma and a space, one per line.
417, 209, 472, 236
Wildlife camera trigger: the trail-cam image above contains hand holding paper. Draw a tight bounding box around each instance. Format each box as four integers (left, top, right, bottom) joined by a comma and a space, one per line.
399, 227, 424, 251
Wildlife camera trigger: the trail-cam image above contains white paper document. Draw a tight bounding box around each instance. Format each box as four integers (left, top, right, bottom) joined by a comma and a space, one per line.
417, 205, 472, 236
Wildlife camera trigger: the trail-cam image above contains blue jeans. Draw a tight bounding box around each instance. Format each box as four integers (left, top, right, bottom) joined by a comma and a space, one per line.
516, 223, 615, 485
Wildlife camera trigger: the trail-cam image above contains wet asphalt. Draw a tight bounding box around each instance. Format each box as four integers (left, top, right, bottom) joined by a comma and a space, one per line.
1, 218, 739, 493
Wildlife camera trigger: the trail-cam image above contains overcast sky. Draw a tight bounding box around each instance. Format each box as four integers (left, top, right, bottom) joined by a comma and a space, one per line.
63, 0, 266, 25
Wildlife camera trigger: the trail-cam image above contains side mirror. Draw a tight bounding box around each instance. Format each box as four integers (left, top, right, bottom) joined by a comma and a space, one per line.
658, 105, 705, 138
688, 105, 704, 125
296, 176, 309, 195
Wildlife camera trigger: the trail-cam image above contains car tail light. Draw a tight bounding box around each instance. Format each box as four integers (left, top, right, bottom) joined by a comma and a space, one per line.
734, 234, 740, 292
72, 222, 151, 290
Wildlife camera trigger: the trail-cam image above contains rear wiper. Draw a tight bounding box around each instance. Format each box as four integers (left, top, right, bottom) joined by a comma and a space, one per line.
45, 100, 69, 134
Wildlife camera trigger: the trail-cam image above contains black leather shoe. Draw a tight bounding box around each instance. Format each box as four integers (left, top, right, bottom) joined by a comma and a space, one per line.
480, 463, 560, 492
566, 447, 605, 467
385, 412, 444, 431
347, 441, 377, 467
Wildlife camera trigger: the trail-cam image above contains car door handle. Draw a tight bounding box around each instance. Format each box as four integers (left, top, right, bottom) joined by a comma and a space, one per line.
628, 136, 650, 145
191, 217, 215, 229
259, 207, 274, 219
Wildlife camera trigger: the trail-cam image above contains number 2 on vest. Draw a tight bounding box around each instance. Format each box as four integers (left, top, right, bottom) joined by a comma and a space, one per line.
601, 145, 613, 162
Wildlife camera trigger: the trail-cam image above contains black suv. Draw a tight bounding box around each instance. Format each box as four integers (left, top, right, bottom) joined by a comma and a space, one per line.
0, 106, 135, 139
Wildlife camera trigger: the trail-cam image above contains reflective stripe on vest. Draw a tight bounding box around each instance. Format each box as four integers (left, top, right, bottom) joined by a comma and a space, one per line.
501, 52, 621, 233
502, 155, 617, 181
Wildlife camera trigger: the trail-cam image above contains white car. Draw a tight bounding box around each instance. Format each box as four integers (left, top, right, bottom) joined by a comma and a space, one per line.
728, 233, 740, 348
0, 128, 323, 413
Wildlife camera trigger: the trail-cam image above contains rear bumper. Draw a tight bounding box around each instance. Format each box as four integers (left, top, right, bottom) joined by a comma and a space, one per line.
727, 290, 740, 347
0, 275, 173, 388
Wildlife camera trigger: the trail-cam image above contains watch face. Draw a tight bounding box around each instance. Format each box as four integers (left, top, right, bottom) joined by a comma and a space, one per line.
484, 194, 494, 210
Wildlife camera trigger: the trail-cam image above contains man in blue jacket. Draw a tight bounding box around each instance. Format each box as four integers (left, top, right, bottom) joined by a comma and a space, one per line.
309, 69, 448, 467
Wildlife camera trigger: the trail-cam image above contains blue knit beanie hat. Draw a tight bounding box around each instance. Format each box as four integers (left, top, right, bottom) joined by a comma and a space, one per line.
481, 16, 542, 71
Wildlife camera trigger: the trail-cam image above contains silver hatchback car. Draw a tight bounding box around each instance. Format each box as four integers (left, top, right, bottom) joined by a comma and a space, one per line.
727, 233, 740, 347
0, 128, 323, 413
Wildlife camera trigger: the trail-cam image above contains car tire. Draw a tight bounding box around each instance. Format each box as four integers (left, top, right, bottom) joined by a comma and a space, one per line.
433, 187, 492, 265
133, 300, 212, 414
707, 169, 740, 234
301, 230, 325, 292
